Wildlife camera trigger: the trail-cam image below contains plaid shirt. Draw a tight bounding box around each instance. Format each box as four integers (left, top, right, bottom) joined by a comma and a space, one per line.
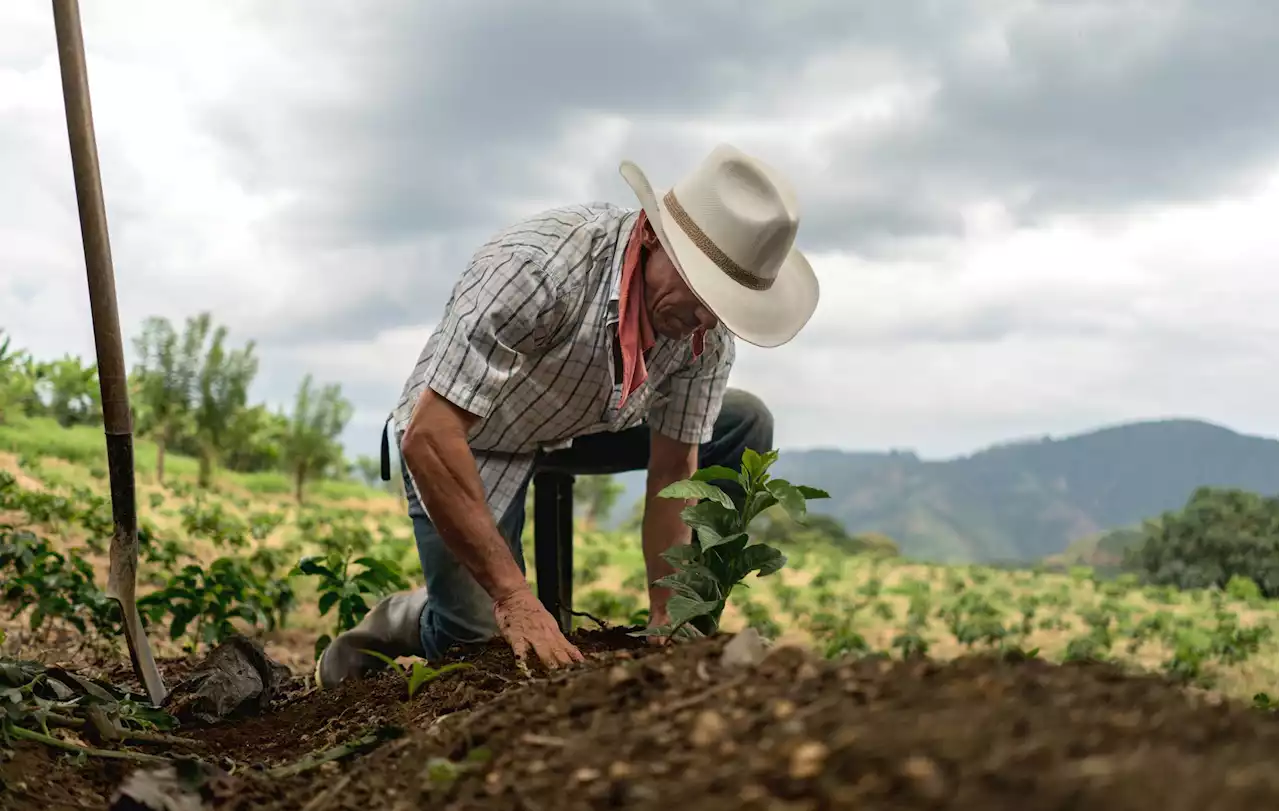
391, 202, 736, 522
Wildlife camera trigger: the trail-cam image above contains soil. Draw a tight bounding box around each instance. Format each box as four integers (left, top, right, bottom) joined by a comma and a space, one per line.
0, 627, 1275, 811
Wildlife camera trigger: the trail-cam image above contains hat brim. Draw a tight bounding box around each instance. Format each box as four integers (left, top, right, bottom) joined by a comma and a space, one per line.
619, 160, 819, 349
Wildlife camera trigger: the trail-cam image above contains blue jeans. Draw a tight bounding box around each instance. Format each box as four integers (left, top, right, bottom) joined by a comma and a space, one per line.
401, 388, 774, 660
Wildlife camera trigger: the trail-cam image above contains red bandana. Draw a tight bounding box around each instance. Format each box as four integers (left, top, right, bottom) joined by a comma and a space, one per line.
617, 213, 704, 408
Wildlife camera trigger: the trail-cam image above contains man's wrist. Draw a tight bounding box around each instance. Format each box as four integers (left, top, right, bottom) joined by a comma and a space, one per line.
489, 572, 532, 606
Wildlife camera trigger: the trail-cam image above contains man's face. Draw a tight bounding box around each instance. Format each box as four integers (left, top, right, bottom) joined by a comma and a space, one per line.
642, 238, 719, 341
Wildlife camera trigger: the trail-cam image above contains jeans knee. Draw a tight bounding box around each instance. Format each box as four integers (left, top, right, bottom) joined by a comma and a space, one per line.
723, 388, 774, 451
420, 592, 496, 660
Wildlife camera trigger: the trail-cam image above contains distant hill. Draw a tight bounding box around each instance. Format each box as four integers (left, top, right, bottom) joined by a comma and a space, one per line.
604, 419, 1279, 563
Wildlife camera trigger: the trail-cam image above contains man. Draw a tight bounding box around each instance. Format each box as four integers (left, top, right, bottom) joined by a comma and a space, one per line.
316, 143, 819, 687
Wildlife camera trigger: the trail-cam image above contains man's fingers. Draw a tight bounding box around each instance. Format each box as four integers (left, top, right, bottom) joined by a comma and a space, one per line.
529, 635, 562, 670
510, 635, 531, 664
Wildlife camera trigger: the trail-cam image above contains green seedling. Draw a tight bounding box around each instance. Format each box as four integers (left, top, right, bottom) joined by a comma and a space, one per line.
357, 649, 473, 699
637, 448, 829, 641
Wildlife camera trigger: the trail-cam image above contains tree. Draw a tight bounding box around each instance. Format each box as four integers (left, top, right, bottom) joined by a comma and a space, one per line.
221, 404, 289, 473
574, 474, 624, 529
0, 332, 42, 425
191, 315, 259, 488
40, 355, 101, 427
130, 315, 204, 483
1125, 487, 1279, 597
281, 374, 353, 504
351, 455, 382, 487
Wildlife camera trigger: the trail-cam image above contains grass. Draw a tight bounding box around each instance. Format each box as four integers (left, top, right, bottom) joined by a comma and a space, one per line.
1, 417, 1276, 703
0, 416, 388, 502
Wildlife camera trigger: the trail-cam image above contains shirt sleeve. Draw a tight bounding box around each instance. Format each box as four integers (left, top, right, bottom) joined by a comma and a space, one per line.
648, 325, 736, 445
418, 250, 563, 420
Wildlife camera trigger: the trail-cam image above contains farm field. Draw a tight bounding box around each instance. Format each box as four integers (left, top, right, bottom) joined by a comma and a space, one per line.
1, 417, 1277, 809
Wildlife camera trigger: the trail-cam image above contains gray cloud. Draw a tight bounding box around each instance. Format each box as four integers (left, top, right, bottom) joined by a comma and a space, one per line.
198, 0, 1276, 307
1, 0, 1275, 461
907, 0, 1277, 219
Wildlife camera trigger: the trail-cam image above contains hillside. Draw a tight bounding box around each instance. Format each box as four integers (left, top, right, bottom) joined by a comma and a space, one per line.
3, 413, 1277, 808
609, 419, 1279, 563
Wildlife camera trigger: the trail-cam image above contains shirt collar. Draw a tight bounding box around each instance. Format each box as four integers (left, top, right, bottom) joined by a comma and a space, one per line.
607, 209, 642, 315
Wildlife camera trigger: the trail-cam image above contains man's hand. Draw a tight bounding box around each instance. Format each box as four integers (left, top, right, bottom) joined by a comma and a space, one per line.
493, 587, 585, 669
645, 602, 672, 647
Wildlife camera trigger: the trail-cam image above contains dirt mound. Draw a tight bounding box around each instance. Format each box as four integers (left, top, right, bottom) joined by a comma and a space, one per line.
1, 629, 1275, 811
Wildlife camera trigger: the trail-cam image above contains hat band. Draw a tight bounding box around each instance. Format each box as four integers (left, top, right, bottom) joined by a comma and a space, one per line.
663, 190, 774, 291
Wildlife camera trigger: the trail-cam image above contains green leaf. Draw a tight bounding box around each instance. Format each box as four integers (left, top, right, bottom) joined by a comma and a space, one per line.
657, 480, 734, 510
735, 544, 787, 579
652, 573, 701, 601
740, 448, 764, 482
680, 501, 739, 544
766, 480, 807, 524
168, 614, 193, 641
357, 647, 402, 670
652, 571, 720, 603
317, 590, 340, 617
667, 595, 720, 627
680, 561, 723, 588
741, 491, 778, 527
690, 465, 741, 484
673, 622, 706, 640
630, 625, 671, 638
660, 544, 701, 568
354, 556, 404, 584
408, 662, 472, 698
796, 485, 830, 500
294, 556, 332, 578
700, 531, 748, 553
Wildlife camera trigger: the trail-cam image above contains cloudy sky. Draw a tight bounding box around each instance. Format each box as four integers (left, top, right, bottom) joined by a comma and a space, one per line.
2, 0, 1276, 461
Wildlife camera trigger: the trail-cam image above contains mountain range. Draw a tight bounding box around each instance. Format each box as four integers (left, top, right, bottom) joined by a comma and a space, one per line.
603, 419, 1279, 563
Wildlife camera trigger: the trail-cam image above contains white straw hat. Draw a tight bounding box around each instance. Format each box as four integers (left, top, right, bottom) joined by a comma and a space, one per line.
619, 143, 819, 347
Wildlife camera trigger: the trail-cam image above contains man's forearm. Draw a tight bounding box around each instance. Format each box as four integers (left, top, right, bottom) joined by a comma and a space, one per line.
401, 404, 527, 603
642, 472, 695, 611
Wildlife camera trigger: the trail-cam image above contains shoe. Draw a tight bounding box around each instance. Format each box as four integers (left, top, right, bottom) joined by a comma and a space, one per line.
315, 588, 429, 689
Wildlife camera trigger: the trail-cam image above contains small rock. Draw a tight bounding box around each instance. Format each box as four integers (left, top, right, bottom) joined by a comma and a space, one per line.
1071, 756, 1117, 780
771, 699, 797, 720
781, 719, 806, 737
607, 666, 634, 687
608, 761, 632, 779
900, 755, 947, 800
574, 767, 601, 782
690, 710, 728, 748
720, 628, 767, 669
795, 661, 821, 682
789, 741, 829, 780
739, 783, 768, 802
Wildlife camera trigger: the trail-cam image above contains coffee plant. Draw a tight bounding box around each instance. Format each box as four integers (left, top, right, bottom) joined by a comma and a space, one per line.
639, 448, 829, 641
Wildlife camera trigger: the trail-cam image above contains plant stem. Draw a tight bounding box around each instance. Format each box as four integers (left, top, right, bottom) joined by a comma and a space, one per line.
6, 723, 171, 764
266, 729, 398, 778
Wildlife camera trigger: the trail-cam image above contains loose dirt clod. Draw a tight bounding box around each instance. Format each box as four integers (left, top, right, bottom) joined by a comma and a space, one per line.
161, 635, 292, 725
